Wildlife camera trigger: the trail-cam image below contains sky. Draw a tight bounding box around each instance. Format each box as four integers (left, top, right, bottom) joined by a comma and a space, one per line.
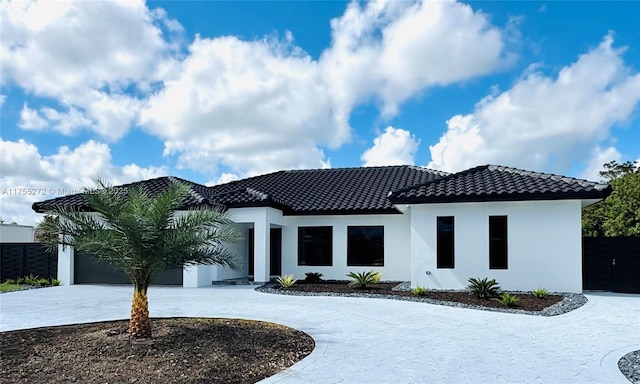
1, 0, 639, 226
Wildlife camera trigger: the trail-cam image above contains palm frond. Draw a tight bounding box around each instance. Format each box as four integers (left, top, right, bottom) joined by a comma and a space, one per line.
40, 176, 241, 285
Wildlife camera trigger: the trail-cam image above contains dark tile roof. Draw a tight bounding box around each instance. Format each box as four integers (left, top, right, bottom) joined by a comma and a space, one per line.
204, 166, 449, 214
32, 176, 220, 213
388, 165, 612, 204
32, 165, 611, 215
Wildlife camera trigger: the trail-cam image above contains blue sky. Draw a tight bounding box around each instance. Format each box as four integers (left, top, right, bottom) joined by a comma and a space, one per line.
1, 0, 639, 225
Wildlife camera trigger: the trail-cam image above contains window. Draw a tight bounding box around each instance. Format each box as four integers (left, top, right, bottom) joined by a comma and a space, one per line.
347, 226, 384, 266
489, 216, 508, 269
298, 226, 332, 266
437, 216, 454, 268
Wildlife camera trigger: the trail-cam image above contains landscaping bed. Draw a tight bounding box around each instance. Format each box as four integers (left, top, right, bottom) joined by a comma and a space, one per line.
0, 317, 314, 384
258, 280, 587, 316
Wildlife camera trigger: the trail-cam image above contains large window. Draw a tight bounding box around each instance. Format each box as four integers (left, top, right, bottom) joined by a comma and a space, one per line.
437, 216, 455, 268
298, 226, 332, 266
347, 226, 384, 266
489, 216, 508, 269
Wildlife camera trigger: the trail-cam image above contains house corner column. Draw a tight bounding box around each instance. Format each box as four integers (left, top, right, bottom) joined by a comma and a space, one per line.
253, 218, 270, 283
183, 265, 212, 287
57, 244, 74, 285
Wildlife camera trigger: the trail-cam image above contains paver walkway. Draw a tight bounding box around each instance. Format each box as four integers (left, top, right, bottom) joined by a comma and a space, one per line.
1, 285, 638, 383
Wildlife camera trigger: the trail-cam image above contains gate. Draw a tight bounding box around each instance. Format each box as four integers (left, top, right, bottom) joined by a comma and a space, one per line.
583, 237, 640, 293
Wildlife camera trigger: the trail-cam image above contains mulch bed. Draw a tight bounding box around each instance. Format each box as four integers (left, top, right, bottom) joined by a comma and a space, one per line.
0, 318, 314, 384
275, 281, 563, 311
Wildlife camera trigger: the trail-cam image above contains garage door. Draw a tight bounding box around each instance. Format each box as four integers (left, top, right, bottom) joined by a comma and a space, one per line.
74, 252, 183, 285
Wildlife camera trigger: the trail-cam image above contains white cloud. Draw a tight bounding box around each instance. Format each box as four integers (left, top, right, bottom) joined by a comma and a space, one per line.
428, 33, 640, 174
362, 126, 420, 166
0, 139, 167, 225
321, 0, 509, 117
19, 104, 48, 130
140, 34, 341, 176
208, 173, 240, 186
141, 0, 510, 177
0, 95, 6, 106
580, 146, 622, 181
19, 104, 93, 135
1, 0, 183, 140
4, 0, 514, 180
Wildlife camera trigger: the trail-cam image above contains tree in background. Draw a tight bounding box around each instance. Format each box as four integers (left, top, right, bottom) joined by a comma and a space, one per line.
582, 161, 640, 237
35, 215, 59, 243
40, 178, 240, 338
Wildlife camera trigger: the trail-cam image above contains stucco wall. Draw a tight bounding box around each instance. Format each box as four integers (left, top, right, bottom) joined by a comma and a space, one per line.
280, 213, 412, 281
409, 200, 583, 293
0, 224, 36, 243
211, 223, 250, 281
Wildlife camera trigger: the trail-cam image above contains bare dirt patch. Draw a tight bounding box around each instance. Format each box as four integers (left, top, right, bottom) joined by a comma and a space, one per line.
0, 317, 314, 384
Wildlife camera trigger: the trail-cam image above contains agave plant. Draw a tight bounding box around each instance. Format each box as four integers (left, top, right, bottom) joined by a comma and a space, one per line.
411, 286, 428, 296
346, 271, 382, 289
494, 293, 519, 307
277, 275, 298, 288
467, 277, 500, 299
533, 287, 549, 299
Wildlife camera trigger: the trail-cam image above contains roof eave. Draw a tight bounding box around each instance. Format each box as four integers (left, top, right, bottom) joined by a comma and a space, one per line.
388, 189, 613, 205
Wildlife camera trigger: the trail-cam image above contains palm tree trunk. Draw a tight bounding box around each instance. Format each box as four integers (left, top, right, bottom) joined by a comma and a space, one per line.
129, 285, 151, 338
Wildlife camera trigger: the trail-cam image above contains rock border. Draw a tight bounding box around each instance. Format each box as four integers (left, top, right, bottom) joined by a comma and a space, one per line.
619, 350, 640, 384
256, 282, 588, 317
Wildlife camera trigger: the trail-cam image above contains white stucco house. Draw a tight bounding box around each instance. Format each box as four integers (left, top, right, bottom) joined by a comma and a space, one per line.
32, 165, 611, 293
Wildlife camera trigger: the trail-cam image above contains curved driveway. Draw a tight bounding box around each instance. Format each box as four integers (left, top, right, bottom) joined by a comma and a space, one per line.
1, 285, 638, 383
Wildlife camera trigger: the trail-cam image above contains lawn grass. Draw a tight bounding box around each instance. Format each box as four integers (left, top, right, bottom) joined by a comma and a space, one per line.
0, 276, 60, 293
0, 282, 29, 293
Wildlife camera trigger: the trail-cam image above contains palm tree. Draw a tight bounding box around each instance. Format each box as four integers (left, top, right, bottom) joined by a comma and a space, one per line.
40, 177, 240, 338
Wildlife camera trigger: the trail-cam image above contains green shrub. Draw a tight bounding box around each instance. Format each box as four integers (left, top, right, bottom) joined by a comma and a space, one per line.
533, 287, 549, 299
276, 275, 297, 288
494, 293, 519, 307
467, 277, 501, 299
346, 271, 381, 289
304, 272, 324, 283
36, 278, 50, 286
50, 278, 61, 286
16, 277, 26, 285
4, 278, 16, 285
23, 274, 40, 286
411, 286, 428, 296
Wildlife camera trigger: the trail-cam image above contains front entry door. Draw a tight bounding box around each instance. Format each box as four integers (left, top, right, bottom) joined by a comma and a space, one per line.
246, 228, 282, 277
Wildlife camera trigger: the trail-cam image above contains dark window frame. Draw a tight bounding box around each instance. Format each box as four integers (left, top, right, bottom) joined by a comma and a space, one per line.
489, 216, 508, 269
436, 216, 455, 269
347, 226, 385, 267
297, 226, 333, 266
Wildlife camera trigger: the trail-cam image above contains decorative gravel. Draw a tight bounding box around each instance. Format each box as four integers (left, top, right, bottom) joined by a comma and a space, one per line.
619, 350, 640, 384
256, 282, 588, 316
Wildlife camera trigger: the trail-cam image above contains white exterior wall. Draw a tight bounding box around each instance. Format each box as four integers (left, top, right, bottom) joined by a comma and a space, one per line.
57, 244, 74, 285
410, 200, 583, 293
281, 213, 411, 281
0, 224, 36, 243
225, 207, 284, 283
211, 223, 250, 281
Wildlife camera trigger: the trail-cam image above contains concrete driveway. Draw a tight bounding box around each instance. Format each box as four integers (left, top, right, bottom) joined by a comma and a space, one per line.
1, 285, 638, 383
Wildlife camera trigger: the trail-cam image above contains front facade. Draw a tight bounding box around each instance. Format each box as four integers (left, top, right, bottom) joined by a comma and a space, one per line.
33, 165, 610, 293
